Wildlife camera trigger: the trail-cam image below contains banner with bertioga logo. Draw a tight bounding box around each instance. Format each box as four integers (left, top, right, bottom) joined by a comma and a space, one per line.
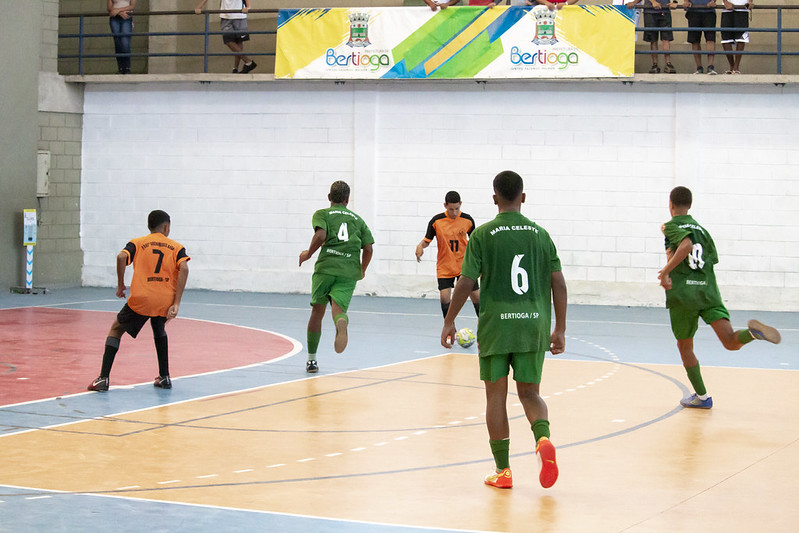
275, 6, 634, 79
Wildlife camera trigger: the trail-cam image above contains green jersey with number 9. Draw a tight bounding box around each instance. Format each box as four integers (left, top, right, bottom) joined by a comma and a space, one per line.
311, 205, 374, 280
460, 211, 562, 356
662, 214, 723, 310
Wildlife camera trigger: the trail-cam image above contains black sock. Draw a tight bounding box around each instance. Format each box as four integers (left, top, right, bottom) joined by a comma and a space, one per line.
441, 302, 450, 318
154, 335, 169, 377
100, 336, 120, 378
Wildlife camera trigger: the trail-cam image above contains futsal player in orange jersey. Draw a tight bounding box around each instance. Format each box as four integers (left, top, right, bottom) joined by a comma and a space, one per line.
88, 210, 190, 392
416, 191, 480, 318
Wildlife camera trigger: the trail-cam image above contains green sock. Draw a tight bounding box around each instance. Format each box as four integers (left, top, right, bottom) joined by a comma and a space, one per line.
685, 363, 707, 396
489, 438, 510, 471
737, 328, 755, 345
307, 330, 321, 360
532, 419, 550, 443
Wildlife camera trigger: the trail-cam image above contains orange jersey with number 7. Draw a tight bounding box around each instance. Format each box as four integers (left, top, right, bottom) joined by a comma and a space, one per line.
423, 212, 476, 278
122, 233, 190, 317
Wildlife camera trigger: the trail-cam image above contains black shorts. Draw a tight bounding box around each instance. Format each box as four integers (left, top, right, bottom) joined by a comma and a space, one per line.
438, 276, 480, 292
721, 10, 749, 43
643, 12, 674, 43
686, 11, 716, 43
117, 304, 166, 339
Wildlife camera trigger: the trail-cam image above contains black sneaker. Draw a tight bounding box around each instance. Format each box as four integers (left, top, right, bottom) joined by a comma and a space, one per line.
239, 61, 257, 74
88, 376, 109, 392
707, 65, 718, 75
306, 360, 318, 373
154, 376, 172, 389
648, 64, 660, 74
232, 68, 239, 74
693, 66, 704, 74
664, 63, 676, 74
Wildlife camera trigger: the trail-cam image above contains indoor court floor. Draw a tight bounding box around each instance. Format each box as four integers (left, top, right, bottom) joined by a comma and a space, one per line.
1, 287, 797, 532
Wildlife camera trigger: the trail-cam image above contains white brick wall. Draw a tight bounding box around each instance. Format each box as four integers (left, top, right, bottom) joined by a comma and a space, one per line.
81, 81, 799, 310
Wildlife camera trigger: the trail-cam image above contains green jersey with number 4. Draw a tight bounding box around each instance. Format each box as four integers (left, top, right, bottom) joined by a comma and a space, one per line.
460, 211, 562, 356
312, 205, 374, 280
662, 214, 723, 309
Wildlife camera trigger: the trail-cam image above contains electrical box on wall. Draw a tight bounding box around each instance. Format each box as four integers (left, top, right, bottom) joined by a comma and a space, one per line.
36, 150, 50, 197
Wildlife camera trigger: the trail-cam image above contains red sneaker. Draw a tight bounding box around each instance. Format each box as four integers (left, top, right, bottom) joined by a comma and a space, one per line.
536, 437, 558, 488
484, 467, 513, 489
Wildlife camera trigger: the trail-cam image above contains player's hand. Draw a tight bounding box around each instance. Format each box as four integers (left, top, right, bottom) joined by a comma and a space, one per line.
116, 284, 127, 299
441, 322, 456, 349
299, 250, 311, 266
415, 244, 424, 263
166, 304, 179, 323
550, 330, 565, 355
657, 269, 672, 290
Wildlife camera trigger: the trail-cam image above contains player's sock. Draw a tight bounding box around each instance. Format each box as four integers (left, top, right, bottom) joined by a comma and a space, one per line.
154, 334, 169, 377
307, 330, 321, 360
100, 336, 120, 377
736, 328, 755, 345
684, 363, 707, 396
532, 419, 551, 442
489, 438, 510, 471
441, 302, 450, 318
473, 302, 480, 316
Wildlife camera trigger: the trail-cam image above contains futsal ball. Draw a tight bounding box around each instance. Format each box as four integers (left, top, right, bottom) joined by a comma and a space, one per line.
455, 328, 476, 348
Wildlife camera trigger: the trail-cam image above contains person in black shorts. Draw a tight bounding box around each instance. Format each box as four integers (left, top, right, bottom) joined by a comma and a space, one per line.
631, 0, 677, 73
684, 0, 717, 74
721, 0, 751, 74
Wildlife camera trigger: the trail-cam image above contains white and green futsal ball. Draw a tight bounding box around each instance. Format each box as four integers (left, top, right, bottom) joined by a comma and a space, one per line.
455, 328, 476, 348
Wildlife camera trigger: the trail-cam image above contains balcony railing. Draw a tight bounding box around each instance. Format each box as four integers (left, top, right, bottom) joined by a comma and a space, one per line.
57, 5, 799, 76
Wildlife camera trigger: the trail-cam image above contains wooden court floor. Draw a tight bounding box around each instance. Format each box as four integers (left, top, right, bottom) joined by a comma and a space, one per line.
1, 289, 797, 532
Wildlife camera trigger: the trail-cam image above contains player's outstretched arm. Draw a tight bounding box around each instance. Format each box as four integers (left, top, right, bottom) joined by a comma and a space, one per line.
550, 271, 567, 354
361, 243, 374, 279
167, 261, 189, 321
115, 251, 128, 298
299, 228, 326, 266
441, 275, 475, 348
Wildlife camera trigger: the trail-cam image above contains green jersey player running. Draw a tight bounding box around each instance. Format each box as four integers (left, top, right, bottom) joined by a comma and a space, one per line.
441, 170, 567, 490
299, 181, 374, 373
659, 186, 781, 409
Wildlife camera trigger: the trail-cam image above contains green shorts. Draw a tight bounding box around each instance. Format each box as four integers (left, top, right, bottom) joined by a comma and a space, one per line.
479, 351, 545, 384
668, 303, 730, 340
310, 273, 357, 312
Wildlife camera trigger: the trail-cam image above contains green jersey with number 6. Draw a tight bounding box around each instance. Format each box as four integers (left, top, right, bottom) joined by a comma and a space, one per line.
460, 211, 562, 356
312, 205, 374, 280
662, 214, 723, 310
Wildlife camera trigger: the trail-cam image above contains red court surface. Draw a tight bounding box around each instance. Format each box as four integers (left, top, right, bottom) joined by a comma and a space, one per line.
0, 307, 296, 405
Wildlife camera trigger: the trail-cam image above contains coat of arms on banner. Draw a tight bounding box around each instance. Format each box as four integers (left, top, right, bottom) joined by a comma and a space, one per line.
347, 12, 371, 47
531, 5, 557, 45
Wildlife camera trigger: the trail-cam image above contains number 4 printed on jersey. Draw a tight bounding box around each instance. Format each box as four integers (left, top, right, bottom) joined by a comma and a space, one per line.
337, 223, 349, 242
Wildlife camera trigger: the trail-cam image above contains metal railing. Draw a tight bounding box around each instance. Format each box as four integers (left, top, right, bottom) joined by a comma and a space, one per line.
58, 5, 799, 76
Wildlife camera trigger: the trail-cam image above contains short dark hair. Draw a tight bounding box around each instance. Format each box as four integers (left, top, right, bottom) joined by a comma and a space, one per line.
329, 181, 350, 204
444, 191, 461, 204
148, 210, 170, 230
670, 186, 692, 208
493, 170, 523, 202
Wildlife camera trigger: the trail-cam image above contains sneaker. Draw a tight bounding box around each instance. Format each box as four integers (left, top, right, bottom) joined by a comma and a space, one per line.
680, 393, 712, 409
484, 467, 513, 489
693, 66, 704, 74
87, 376, 109, 392
232, 68, 239, 74
535, 437, 558, 489
664, 63, 676, 74
154, 376, 172, 389
334, 316, 348, 354
707, 65, 717, 75
239, 61, 257, 74
648, 64, 660, 74
306, 360, 318, 373
748, 320, 781, 344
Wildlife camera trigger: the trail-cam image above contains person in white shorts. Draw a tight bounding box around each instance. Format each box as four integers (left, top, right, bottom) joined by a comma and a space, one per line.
425, 0, 460, 10
721, 0, 751, 74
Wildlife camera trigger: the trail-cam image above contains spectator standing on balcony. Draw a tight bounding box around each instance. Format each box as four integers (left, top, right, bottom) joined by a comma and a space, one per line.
629, 0, 677, 73
536, 0, 581, 10
425, 0, 460, 11
684, 0, 718, 74
721, 0, 751, 74
195, 0, 257, 74
107, 0, 136, 74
